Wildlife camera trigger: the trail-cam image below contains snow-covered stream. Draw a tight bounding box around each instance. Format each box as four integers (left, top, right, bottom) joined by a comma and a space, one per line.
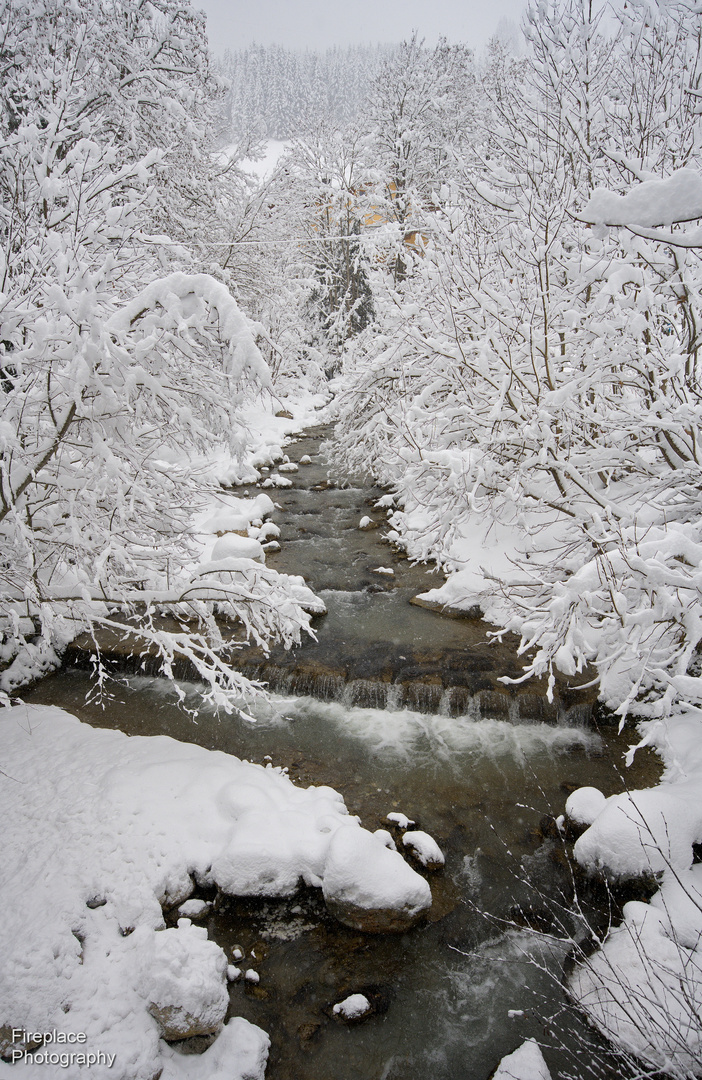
16, 428, 664, 1080
20, 672, 659, 1079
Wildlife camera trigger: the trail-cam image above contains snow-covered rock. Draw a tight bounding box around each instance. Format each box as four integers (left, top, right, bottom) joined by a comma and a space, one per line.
332, 993, 372, 1021
197, 494, 275, 537
143, 922, 228, 1040
573, 784, 702, 877
322, 824, 432, 932
160, 1017, 268, 1080
177, 898, 211, 919
387, 812, 415, 829
402, 830, 445, 870
261, 474, 293, 489
492, 1039, 552, 1080
210, 534, 264, 563
564, 786, 606, 827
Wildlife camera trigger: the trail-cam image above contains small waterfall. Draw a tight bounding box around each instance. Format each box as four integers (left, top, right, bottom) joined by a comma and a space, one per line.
342, 679, 390, 709
66, 635, 593, 724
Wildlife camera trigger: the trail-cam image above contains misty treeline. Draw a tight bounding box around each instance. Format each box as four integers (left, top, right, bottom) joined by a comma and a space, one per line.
218, 43, 397, 139
4, 0, 702, 745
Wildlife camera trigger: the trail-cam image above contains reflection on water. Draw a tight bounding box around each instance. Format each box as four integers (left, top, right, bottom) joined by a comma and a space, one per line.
24, 669, 659, 1080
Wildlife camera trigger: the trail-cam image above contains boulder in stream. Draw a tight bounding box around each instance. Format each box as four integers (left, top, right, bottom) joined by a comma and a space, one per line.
322, 824, 432, 932
143, 922, 229, 1041
402, 829, 445, 870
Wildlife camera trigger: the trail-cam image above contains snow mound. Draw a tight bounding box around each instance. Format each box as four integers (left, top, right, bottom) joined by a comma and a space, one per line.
567, 899, 702, 1076
567, 710, 702, 1075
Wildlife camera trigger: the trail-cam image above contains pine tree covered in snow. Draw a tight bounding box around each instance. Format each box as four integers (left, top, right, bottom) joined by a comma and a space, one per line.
219, 44, 397, 140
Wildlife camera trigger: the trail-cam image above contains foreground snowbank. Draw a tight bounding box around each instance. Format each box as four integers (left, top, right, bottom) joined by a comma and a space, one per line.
0, 705, 431, 1080
493, 1039, 552, 1080
566, 706, 702, 1076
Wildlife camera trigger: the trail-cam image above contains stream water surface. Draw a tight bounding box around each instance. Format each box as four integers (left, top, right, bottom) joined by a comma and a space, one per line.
24, 427, 662, 1080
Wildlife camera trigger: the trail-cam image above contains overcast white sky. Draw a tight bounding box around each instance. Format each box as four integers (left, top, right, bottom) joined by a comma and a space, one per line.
197, 0, 527, 54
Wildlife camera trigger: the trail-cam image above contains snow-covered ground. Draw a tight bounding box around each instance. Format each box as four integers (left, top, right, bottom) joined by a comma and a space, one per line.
0, 703, 432, 1080
563, 706, 702, 1074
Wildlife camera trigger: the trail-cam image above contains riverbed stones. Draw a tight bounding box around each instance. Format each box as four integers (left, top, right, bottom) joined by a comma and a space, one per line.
321, 824, 432, 932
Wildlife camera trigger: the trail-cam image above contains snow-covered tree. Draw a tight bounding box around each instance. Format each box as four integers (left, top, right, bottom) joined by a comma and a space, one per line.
0, 0, 316, 703
331, 0, 702, 727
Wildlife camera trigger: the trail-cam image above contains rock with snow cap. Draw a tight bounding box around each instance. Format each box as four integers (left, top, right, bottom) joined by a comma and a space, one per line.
143, 922, 228, 1041
402, 829, 445, 870
322, 824, 432, 932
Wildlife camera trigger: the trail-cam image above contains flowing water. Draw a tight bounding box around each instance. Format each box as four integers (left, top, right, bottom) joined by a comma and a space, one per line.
24, 427, 662, 1080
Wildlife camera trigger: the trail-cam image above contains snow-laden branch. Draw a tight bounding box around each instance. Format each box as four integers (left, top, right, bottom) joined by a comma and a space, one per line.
580, 169, 702, 228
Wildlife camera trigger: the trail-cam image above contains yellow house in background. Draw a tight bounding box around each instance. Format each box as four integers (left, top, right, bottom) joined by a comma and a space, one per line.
312, 179, 433, 258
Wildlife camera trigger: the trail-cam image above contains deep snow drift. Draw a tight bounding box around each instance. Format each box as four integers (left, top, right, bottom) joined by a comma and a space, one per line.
0, 704, 431, 1080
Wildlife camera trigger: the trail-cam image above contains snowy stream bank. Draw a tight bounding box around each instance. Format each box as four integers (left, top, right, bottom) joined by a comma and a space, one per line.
4, 419, 694, 1080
